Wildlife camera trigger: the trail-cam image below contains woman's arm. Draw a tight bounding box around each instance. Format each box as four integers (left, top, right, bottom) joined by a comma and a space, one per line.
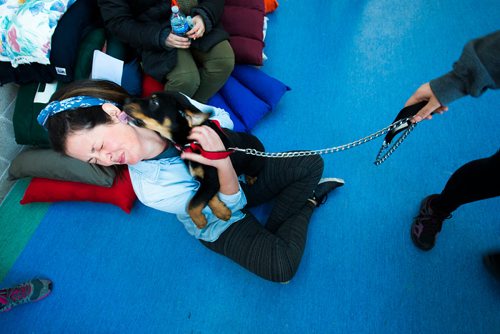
406, 30, 500, 123
430, 30, 500, 106
181, 125, 239, 195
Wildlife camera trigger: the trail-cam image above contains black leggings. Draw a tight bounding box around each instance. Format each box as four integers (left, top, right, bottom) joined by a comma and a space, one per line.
432, 149, 500, 214
199, 155, 324, 282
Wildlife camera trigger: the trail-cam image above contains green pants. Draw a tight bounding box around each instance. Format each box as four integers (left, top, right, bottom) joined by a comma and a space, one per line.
165, 40, 234, 103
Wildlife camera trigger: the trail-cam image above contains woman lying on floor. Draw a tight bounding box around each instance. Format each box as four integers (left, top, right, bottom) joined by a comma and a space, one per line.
37, 79, 344, 283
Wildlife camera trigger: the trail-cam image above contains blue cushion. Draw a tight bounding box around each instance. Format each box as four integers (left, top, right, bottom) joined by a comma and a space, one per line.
231, 65, 290, 109
121, 58, 143, 97
219, 76, 271, 130
208, 93, 247, 133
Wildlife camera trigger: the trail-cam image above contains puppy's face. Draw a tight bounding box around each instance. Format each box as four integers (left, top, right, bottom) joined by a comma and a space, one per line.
123, 91, 209, 144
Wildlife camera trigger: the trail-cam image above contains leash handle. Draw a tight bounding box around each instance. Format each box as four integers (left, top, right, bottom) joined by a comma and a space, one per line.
384, 101, 426, 144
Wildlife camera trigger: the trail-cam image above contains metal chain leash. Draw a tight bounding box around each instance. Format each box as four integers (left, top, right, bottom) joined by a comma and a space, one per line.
229, 118, 416, 165
374, 122, 416, 165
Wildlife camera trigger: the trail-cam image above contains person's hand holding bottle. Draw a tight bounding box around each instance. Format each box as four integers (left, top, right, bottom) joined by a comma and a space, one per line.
186, 15, 205, 40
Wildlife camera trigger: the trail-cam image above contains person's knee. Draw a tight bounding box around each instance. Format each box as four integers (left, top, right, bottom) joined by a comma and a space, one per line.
165, 70, 201, 97
300, 154, 324, 176
311, 155, 324, 170
266, 256, 300, 283
276, 271, 296, 283
204, 54, 235, 78
273, 264, 299, 283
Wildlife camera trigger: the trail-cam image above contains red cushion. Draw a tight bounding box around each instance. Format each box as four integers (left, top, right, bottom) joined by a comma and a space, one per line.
20, 169, 137, 213
222, 1, 265, 66
142, 74, 164, 98
222, 7, 264, 40
225, 0, 264, 11
228, 36, 264, 65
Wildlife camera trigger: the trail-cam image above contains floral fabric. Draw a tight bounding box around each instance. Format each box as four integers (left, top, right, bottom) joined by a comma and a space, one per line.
0, 0, 76, 67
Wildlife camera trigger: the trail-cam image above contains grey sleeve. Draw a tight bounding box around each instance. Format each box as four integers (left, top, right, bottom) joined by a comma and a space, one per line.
429, 30, 500, 105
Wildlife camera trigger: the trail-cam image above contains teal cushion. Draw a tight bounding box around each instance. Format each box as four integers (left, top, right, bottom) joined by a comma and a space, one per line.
13, 82, 57, 147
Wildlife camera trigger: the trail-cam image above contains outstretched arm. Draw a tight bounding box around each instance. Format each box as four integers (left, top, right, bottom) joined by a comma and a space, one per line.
408, 30, 500, 123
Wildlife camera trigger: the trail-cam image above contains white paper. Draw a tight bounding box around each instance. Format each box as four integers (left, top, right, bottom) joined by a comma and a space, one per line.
91, 50, 124, 85
34, 82, 58, 104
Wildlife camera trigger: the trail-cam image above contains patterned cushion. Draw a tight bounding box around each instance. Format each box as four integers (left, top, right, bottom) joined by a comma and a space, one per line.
0, 0, 77, 67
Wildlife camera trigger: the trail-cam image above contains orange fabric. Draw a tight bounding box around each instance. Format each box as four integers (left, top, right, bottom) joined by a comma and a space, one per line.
264, 0, 278, 13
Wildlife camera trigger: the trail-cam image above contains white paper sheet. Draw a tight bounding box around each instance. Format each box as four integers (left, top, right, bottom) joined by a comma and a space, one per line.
91, 50, 124, 85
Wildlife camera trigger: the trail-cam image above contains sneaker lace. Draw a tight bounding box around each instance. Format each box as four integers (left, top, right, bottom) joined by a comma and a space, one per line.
317, 194, 328, 206
418, 205, 451, 233
6, 284, 32, 305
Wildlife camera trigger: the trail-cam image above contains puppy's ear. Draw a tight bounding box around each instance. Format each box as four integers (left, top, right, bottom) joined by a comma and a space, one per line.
173, 92, 210, 127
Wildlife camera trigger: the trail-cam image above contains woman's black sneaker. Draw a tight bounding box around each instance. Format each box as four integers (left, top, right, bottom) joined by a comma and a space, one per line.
410, 194, 451, 251
309, 178, 345, 207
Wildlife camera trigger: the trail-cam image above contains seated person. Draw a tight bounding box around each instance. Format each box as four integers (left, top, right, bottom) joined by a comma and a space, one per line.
38, 79, 345, 283
98, 0, 234, 103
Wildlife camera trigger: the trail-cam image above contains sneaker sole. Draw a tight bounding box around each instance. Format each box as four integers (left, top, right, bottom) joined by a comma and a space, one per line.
409, 195, 441, 251
319, 177, 345, 186
410, 224, 434, 251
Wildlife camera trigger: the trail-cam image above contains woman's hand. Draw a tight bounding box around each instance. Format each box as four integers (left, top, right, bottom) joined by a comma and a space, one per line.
181, 125, 239, 195
406, 83, 449, 123
165, 33, 191, 49
181, 125, 229, 168
186, 15, 205, 40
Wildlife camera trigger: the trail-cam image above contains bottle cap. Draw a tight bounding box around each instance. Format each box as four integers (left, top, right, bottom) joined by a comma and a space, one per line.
171, 6, 179, 13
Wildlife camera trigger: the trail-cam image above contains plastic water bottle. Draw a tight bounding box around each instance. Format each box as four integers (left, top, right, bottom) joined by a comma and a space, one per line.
170, 6, 190, 36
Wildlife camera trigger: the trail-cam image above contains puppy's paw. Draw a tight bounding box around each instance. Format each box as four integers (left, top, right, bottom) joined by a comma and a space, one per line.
245, 175, 258, 186
189, 206, 208, 229
208, 196, 231, 221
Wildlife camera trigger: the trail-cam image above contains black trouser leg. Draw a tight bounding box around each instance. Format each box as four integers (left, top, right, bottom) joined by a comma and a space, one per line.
199, 155, 324, 282
432, 150, 500, 214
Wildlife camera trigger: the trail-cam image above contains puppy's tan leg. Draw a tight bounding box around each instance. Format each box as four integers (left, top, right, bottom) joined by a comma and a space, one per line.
208, 195, 231, 221
245, 175, 258, 186
189, 204, 208, 229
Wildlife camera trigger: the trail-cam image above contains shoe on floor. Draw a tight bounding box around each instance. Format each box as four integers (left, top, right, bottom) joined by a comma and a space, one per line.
309, 177, 345, 207
483, 252, 500, 281
410, 194, 451, 251
0, 278, 53, 312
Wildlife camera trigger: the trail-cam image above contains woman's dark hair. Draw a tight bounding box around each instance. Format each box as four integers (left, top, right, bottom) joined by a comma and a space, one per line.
46, 80, 130, 153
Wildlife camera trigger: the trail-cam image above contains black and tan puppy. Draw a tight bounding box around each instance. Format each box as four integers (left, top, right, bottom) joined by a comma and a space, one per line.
123, 91, 265, 229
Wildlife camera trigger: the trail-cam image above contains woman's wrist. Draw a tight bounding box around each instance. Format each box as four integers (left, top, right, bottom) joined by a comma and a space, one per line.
216, 158, 239, 195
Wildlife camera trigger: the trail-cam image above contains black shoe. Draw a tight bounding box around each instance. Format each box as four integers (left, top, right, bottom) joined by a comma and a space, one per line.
483, 252, 500, 281
309, 178, 345, 207
410, 194, 451, 251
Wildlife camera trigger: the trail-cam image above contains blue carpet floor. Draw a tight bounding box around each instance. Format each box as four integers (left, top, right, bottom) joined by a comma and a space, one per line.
1, 1, 499, 332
